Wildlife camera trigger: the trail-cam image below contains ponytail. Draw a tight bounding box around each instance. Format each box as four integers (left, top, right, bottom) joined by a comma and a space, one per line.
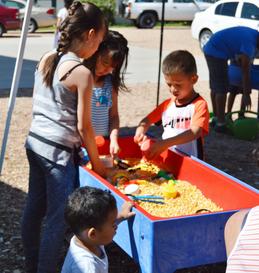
41, 1, 106, 88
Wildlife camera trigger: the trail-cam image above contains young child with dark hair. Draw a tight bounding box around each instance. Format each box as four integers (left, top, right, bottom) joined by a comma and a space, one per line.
84, 30, 129, 157
134, 50, 209, 160
61, 186, 135, 273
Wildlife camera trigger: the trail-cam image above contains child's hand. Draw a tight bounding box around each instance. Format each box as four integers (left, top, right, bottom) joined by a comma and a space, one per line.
110, 140, 121, 157
134, 127, 147, 144
118, 201, 135, 222
144, 140, 167, 160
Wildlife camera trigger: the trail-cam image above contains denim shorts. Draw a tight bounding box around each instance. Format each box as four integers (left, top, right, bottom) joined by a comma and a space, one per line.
205, 54, 229, 94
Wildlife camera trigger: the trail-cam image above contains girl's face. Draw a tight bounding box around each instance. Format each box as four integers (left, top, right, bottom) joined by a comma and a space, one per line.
82, 28, 106, 59
95, 52, 115, 77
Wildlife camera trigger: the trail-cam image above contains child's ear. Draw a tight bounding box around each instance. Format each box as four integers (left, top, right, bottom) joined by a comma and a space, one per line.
85, 29, 95, 41
191, 74, 198, 84
88, 227, 97, 240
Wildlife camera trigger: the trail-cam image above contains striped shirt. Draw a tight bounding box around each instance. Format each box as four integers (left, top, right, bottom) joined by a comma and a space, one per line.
25, 52, 82, 166
91, 75, 113, 136
226, 206, 259, 273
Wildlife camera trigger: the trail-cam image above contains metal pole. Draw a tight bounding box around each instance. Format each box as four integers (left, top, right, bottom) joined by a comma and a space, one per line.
156, 0, 165, 107
0, 0, 33, 174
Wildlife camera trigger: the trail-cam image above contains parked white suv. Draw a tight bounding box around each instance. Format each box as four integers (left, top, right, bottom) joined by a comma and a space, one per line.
124, 0, 216, 28
191, 0, 259, 49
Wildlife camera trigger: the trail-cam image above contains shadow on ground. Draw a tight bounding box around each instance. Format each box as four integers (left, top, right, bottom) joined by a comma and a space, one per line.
0, 180, 26, 272
0, 55, 37, 93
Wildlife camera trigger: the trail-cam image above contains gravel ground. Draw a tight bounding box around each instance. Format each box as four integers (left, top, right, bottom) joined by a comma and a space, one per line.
0, 26, 258, 273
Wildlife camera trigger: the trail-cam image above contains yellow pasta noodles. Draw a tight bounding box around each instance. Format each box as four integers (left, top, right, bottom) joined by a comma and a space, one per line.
109, 158, 222, 218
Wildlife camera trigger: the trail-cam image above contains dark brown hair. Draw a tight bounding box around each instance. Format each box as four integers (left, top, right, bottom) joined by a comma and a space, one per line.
162, 50, 197, 76
83, 30, 129, 92
65, 187, 117, 235
64, 0, 73, 9
42, 1, 106, 87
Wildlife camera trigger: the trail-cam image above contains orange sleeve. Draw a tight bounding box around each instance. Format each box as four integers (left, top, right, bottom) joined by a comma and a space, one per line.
146, 99, 172, 124
192, 98, 209, 136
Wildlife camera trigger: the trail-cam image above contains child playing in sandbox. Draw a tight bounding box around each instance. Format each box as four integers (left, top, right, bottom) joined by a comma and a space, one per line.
134, 50, 209, 160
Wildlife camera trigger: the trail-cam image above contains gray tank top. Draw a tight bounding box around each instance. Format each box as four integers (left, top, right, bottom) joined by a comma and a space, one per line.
25, 52, 83, 166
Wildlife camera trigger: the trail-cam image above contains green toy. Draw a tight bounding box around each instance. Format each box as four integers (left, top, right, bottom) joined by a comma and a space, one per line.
225, 111, 259, 141
157, 170, 177, 184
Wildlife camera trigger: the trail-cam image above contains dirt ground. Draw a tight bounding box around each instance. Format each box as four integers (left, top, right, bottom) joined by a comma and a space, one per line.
0, 27, 258, 273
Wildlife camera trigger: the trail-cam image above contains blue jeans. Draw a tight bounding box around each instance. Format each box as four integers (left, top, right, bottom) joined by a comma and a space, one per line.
22, 149, 79, 273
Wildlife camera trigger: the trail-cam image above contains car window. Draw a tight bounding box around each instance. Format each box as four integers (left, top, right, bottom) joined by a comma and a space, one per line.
5, 0, 24, 8
215, 2, 238, 16
241, 2, 259, 20
174, 0, 193, 3
195, 0, 217, 2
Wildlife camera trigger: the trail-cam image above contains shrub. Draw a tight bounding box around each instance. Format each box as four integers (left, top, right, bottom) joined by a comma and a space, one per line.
82, 0, 116, 25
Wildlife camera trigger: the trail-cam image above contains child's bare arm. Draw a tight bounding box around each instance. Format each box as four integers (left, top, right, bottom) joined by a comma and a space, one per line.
76, 67, 107, 177
109, 88, 120, 156
145, 125, 202, 159
117, 201, 135, 224
134, 117, 151, 144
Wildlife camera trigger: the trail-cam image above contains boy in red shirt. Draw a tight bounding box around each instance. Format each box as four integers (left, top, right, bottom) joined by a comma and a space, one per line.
134, 50, 209, 160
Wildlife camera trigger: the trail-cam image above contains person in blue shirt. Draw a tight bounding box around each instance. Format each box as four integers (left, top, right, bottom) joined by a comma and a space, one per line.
203, 26, 259, 133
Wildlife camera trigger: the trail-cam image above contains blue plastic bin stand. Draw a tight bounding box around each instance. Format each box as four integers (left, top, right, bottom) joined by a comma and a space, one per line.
79, 167, 235, 273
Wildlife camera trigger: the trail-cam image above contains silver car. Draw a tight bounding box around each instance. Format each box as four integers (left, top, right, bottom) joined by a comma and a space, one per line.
124, 0, 217, 28
1, 0, 56, 32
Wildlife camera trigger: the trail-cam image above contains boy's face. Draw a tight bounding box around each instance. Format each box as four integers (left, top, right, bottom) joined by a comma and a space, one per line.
164, 72, 198, 101
95, 208, 118, 245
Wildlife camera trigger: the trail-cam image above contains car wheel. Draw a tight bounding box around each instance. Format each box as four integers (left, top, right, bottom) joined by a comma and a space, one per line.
28, 19, 37, 33
0, 24, 4, 37
199, 30, 212, 50
133, 19, 140, 28
138, 12, 157, 29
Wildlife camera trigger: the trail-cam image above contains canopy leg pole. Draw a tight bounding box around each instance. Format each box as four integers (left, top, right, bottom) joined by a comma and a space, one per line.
156, 0, 165, 107
0, 0, 33, 174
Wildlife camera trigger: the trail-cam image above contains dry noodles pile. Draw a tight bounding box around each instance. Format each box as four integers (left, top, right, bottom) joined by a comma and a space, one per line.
109, 158, 223, 218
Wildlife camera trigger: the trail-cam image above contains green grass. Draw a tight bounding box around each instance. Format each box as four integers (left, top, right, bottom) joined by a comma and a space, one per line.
36, 25, 55, 33
157, 21, 192, 27
36, 20, 189, 33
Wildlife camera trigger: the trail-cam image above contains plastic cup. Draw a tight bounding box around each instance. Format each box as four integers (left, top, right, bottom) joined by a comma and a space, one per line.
124, 184, 140, 195
100, 155, 113, 168
95, 135, 105, 147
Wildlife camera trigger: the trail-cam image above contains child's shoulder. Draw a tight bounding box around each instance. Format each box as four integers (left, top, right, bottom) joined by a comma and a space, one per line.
161, 97, 174, 106
155, 97, 174, 112
193, 94, 208, 106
